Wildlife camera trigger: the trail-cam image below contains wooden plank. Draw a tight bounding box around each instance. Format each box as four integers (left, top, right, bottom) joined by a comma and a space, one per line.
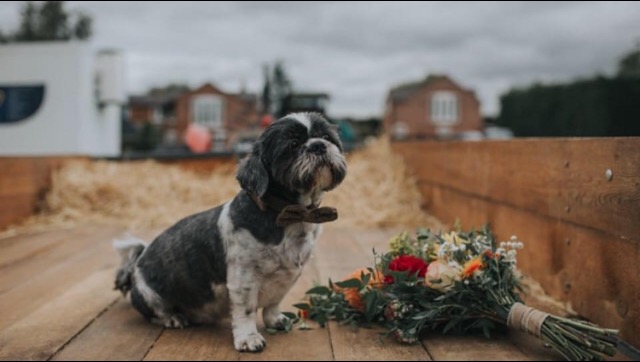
392, 138, 640, 240
45, 229, 163, 361
314, 228, 374, 282
0, 226, 123, 330
144, 322, 237, 362
0, 269, 119, 361
0, 227, 85, 270
0, 226, 119, 295
417, 182, 640, 349
422, 332, 533, 361
50, 300, 164, 361
329, 323, 432, 361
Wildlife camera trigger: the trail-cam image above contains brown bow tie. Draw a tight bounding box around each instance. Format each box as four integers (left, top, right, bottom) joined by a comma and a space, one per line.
276, 204, 338, 227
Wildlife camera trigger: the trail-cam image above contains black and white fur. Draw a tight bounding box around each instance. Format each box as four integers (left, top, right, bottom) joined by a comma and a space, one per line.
113, 113, 346, 352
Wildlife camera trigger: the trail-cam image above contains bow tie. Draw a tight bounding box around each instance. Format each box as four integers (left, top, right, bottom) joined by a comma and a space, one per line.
249, 192, 339, 227
276, 204, 338, 227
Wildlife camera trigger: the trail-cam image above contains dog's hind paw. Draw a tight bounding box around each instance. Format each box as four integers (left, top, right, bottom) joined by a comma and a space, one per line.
234, 332, 266, 352
152, 314, 189, 329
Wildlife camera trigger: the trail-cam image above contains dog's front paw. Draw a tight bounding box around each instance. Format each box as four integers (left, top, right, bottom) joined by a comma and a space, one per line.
234, 332, 266, 353
264, 312, 291, 330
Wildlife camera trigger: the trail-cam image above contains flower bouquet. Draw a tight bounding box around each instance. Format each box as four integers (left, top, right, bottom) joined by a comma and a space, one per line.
294, 226, 620, 361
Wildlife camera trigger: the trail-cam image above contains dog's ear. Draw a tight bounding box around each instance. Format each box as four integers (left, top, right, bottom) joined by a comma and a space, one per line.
236, 142, 269, 208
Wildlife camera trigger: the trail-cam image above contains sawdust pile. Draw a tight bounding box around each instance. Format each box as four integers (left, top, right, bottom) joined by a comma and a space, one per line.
2, 137, 440, 236
325, 137, 441, 229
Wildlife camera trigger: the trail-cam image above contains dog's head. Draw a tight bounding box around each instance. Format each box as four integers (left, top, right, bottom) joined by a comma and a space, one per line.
236, 112, 347, 204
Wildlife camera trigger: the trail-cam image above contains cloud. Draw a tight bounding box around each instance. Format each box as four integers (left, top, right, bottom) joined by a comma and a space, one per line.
1, 1, 639, 116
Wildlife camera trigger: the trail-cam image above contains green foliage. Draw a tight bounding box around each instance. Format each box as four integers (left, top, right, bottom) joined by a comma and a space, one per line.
14, 1, 39, 41
135, 123, 163, 151
617, 45, 640, 79
37, 1, 70, 40
3, 1, 93, 42
73, 12, 92, 40
496, 77, 640, 137
262, 61, 294, 118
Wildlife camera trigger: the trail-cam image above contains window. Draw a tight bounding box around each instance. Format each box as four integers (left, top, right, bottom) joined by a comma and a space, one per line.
430, 91, 459, 125
152, 107, 163, 125
192, 95, 224, 128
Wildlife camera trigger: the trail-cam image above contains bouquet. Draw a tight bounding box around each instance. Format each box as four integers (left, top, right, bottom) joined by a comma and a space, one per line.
294, 226, 620, 361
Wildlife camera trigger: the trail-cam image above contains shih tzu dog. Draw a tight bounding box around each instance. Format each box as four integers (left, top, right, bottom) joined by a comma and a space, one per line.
113, 112, 346, 352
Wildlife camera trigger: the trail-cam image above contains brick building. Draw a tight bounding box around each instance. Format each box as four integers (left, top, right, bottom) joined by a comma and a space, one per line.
127, 83, 258, 151
383, 75, 482, 140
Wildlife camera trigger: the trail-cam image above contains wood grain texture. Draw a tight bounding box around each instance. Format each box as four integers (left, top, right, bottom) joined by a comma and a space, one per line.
0, 269, 119, 361
392, 138, 640, 241
0, 226, 596, 360
0, 226, 105, 294
422, 332, 533, 361
0, 225, 122, 330
50, 300, 164, 361
328, 322, 433, 361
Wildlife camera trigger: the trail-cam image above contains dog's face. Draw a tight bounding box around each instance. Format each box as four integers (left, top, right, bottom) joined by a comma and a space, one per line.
237, 113, 347, 201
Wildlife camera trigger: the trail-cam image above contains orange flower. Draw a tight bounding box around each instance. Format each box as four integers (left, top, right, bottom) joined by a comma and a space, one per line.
462, 258, 483, 278
334, 268, 384, 311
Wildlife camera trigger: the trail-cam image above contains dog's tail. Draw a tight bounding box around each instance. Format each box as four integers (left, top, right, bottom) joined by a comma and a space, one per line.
113, 233, 147, 296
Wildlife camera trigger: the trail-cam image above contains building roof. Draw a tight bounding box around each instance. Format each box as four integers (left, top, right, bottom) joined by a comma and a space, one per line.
128, 90, 187, 107
129, 83, 258, 107
388, 74, 452, 101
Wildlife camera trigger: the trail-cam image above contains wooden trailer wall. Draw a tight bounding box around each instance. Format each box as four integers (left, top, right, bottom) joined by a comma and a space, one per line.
392, 138, 640, 348
0, 157, 77, 231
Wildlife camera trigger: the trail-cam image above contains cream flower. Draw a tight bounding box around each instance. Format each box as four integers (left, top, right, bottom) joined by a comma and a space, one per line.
425, 260, 460, 292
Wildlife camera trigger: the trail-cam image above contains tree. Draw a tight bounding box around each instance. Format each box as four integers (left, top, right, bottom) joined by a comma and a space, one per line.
73, 12, 92, 40
261, 64, 272, 115
14, 1, 39, 41
2, 1, 93, 42
37, 1, 70, 40
269, 61, 293, 118
617, 43, 640, 78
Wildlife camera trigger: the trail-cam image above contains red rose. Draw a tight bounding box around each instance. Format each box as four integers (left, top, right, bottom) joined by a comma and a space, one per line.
384, 255, 429, 284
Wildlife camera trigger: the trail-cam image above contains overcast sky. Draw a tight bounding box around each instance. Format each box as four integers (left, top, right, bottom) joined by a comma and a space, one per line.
1, 1, 640, 117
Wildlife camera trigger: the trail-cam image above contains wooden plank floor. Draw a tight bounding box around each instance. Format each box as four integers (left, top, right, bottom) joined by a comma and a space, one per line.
0, 225, 565, 361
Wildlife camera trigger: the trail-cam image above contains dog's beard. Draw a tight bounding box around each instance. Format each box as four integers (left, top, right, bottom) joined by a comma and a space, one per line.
288, 146, 346, 193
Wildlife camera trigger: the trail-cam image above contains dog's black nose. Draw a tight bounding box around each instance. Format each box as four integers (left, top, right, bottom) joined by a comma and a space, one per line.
307, 141, 327, 155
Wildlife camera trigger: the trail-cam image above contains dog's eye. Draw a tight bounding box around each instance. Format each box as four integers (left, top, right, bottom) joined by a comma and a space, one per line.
290, 140, 299, 149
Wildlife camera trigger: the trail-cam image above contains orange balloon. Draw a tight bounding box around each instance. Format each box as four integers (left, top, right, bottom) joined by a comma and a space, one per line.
184, 124, 212, 153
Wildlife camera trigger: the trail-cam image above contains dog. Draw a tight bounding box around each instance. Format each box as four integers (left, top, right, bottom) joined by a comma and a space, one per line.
113, 112, 347, 352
